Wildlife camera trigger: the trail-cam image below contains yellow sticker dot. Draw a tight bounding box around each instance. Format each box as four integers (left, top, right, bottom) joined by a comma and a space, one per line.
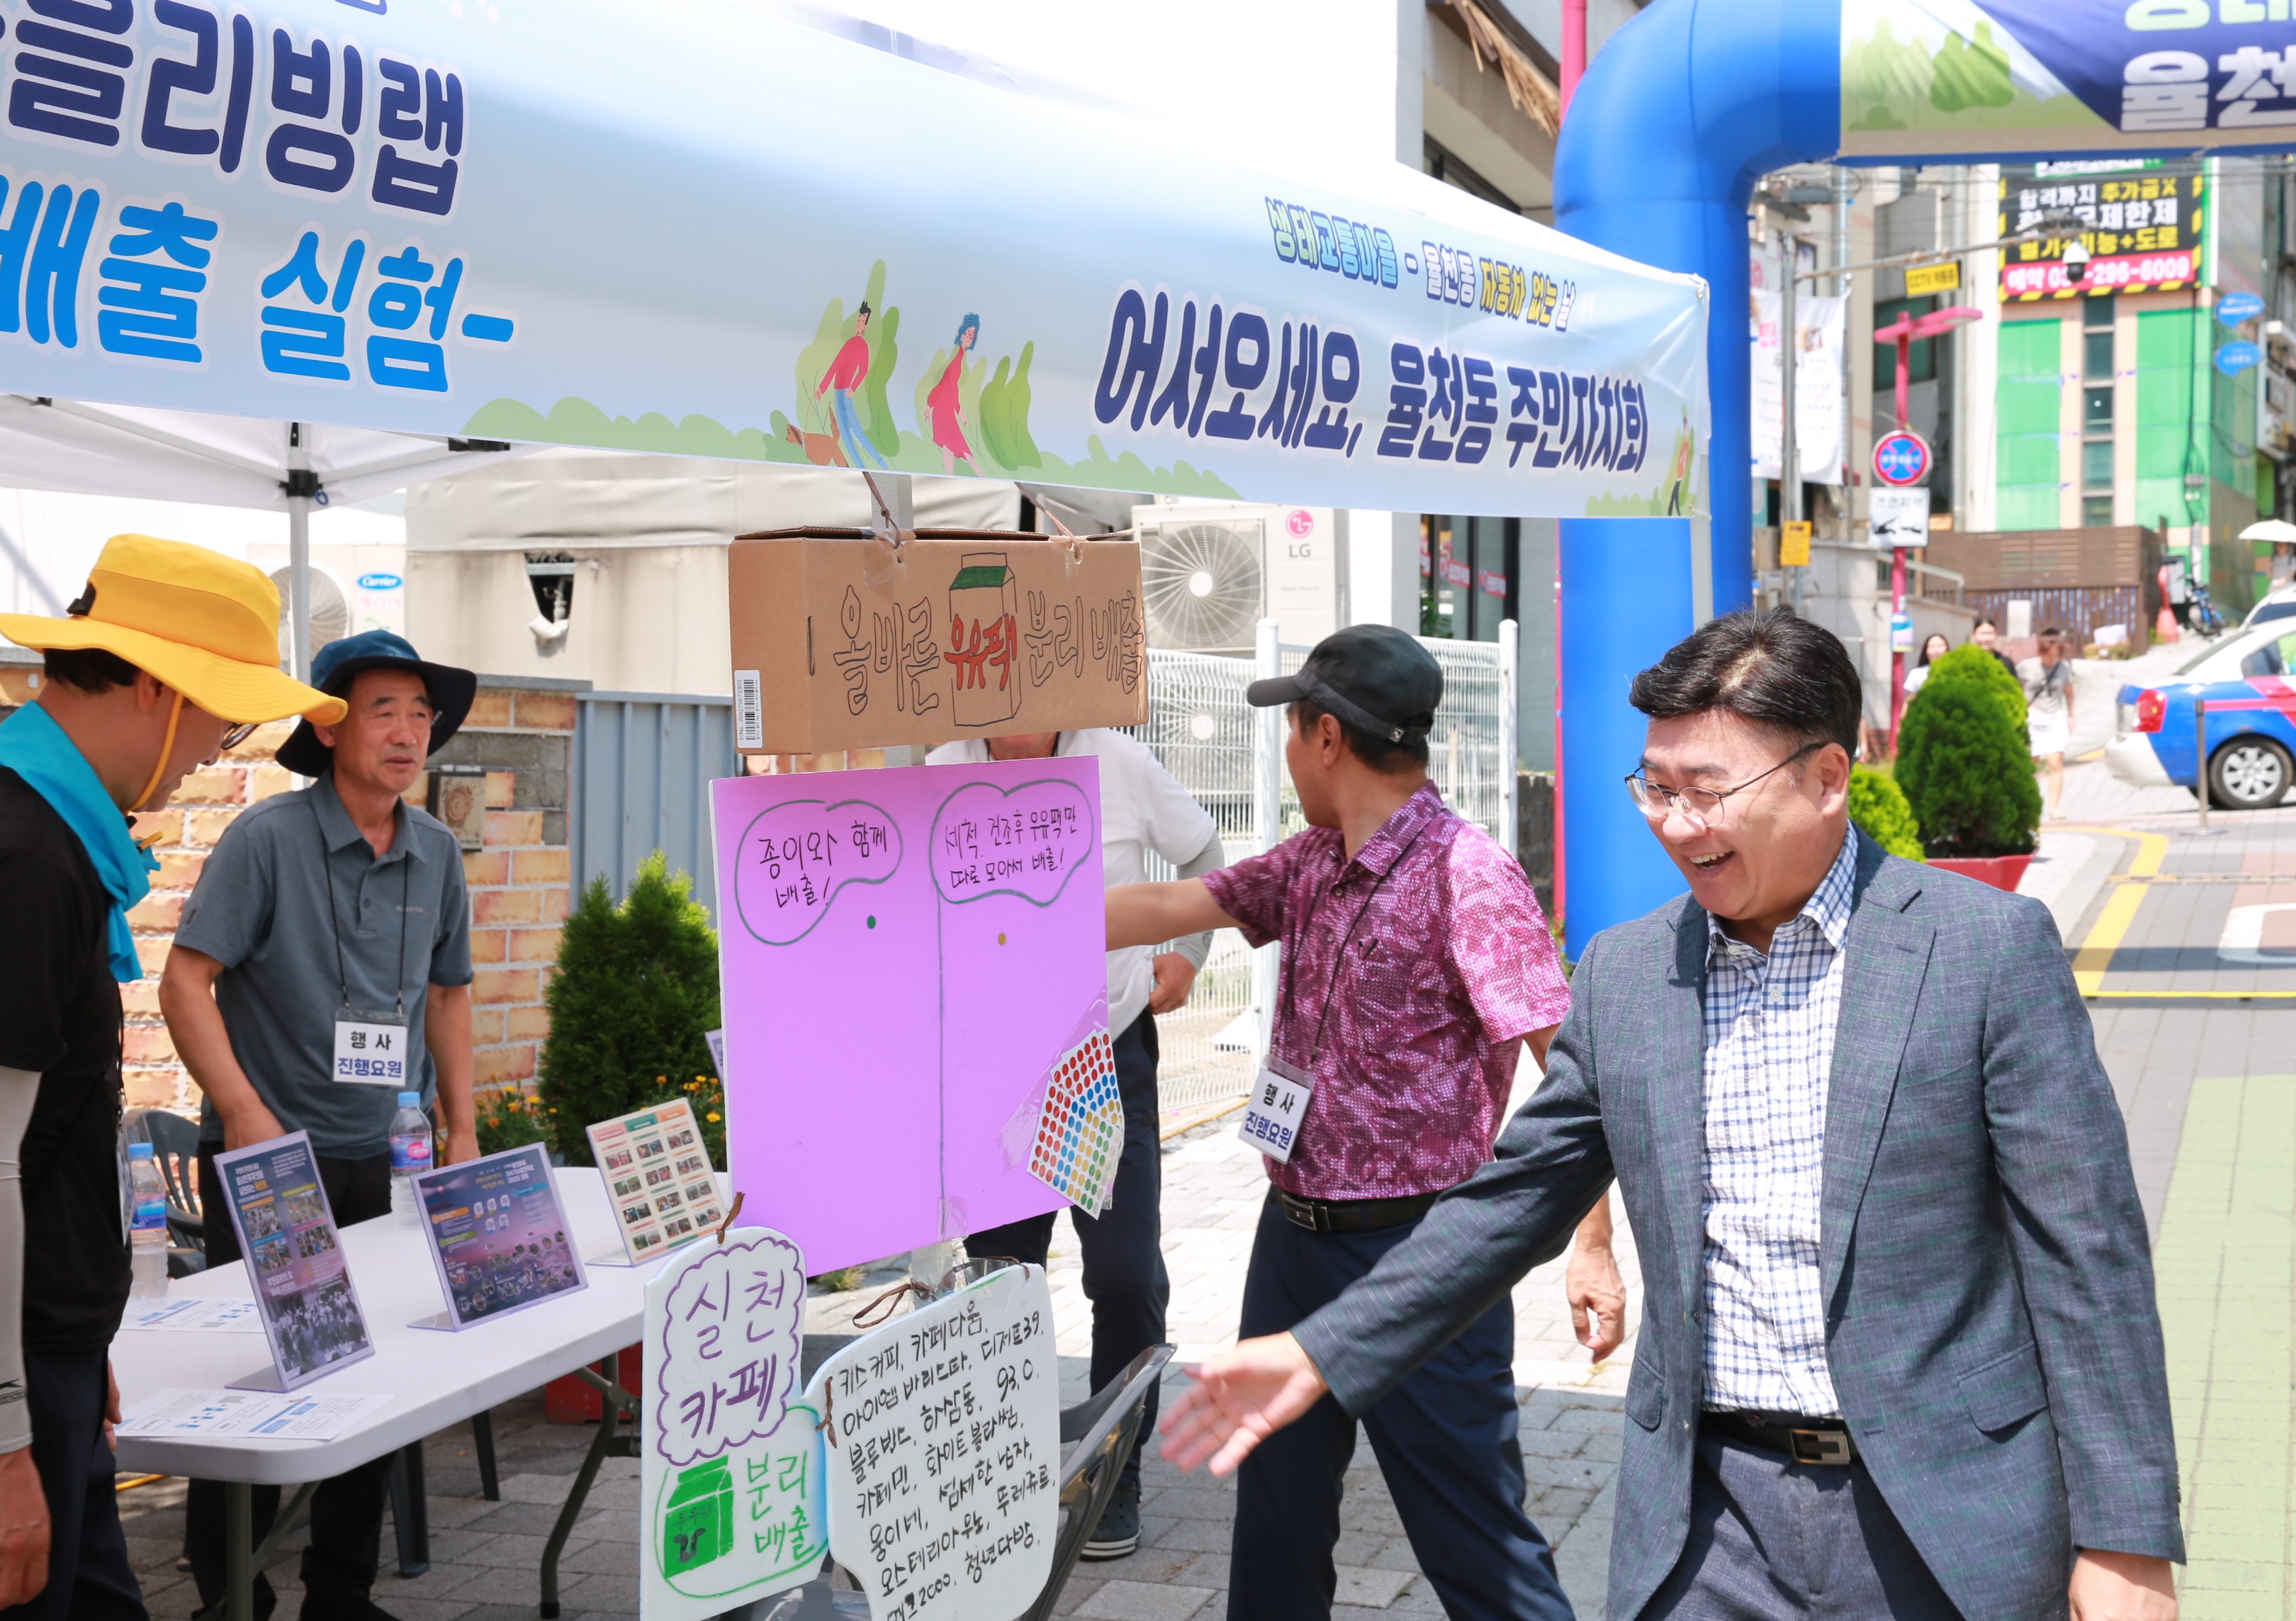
998, 932, 1008, 945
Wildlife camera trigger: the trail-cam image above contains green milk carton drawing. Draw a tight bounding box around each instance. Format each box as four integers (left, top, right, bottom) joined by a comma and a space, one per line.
662, 1457, 734, 1575
948, 553, 1020, 729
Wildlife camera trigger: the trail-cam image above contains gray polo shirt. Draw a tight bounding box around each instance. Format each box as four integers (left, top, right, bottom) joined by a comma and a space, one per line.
178, 774, 474, 1157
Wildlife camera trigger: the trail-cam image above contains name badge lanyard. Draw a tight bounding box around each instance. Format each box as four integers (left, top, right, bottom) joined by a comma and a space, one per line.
315, 802, 413, 1087
1242, 824, 1426, 1164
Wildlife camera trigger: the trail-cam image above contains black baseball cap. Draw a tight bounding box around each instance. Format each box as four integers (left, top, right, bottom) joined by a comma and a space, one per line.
1245, 624, 1443, 744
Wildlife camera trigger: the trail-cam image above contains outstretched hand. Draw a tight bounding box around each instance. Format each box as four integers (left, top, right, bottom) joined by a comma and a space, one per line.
1158, 1333, 1329, 1477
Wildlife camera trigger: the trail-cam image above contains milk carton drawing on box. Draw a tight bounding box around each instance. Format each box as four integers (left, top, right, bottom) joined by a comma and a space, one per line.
947, 553, 1020, 729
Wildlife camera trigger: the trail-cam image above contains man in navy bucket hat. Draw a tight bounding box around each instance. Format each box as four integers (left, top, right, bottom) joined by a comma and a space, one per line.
162, 630, 479, 1621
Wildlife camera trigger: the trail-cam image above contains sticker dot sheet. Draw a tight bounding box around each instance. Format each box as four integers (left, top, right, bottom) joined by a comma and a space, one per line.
1026, 1028, 1124, 1215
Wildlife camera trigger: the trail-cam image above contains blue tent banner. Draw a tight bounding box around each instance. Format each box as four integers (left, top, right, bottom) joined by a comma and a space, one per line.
0, 0, 1709, 520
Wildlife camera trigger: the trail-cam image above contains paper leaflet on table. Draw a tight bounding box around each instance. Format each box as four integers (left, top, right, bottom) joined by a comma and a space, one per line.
122, 1297, 265, 1333
642, 1225, 825, 1620
1017, 994, 1124, 1216
118, 1389, 390, 1442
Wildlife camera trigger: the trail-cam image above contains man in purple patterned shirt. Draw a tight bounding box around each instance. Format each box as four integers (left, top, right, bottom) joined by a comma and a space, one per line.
1107, 624, 1578, 1621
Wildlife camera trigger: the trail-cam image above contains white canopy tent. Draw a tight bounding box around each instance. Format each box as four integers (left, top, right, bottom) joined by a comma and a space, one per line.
0, 397, 529, 678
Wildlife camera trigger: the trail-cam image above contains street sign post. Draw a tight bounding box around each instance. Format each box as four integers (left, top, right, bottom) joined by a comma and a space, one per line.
1873, 430, 1932, 488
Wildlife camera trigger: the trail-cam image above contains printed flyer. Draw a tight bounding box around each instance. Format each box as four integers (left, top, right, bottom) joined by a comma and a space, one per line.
211, 1133, 375, 1390
589, 1100, 724, 1265
411, 1144, 587, 1330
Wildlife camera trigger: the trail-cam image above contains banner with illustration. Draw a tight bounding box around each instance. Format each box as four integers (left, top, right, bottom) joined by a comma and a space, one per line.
1844, 0, 2296, 158
0, 0, 1707, 521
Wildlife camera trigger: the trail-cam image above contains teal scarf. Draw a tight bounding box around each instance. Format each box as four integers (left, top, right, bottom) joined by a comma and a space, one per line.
0, 702, 157, 982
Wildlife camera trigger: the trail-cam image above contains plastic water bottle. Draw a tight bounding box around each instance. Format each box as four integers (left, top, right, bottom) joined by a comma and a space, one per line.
128, 1143, 169, 1297
388, 1092, 434, 1226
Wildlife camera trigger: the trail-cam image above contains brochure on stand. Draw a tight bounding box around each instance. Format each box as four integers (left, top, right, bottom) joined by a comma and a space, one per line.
210, 1132, 376, 1391
408, 1143, 587, 1330
585, 1099, 724, 1266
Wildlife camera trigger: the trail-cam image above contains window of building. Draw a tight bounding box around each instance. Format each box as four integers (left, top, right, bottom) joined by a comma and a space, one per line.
1873, 296, 1939, 386
1420, 515, 1518, 641
2079, 294, 2117, 527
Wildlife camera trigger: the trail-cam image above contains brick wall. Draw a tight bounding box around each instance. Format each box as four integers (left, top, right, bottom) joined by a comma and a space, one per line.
0, 655, 577, 1121
423, 679, 580, 1094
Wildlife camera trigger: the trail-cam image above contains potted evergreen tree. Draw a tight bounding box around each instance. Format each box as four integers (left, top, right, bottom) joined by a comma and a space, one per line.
1893, 645, 2042, 890
1847, 765, 1923, 861
537, 853, 723, 1167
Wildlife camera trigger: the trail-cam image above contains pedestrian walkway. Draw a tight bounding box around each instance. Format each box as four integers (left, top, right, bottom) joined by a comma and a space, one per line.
2039, 768, 2296, 1614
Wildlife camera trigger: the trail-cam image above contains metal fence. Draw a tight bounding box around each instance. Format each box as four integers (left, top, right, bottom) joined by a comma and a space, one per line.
569, 692, 738, 917
1130, 622, 1519, 1122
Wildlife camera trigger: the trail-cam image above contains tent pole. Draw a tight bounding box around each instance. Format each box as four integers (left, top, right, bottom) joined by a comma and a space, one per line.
286, 422, 314, 683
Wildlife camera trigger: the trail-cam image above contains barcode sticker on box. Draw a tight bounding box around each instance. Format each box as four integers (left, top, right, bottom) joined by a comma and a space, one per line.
733, 670, 763, 750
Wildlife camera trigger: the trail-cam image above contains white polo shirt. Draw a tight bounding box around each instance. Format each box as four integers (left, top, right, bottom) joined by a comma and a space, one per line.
926, 729, 1218, 1033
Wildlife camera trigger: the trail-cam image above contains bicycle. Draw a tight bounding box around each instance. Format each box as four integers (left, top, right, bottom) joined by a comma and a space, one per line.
2190, 582, 2227, 638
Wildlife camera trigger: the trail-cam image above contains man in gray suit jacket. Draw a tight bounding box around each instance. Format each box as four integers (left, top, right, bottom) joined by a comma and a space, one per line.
1160, 610, 2183, 1621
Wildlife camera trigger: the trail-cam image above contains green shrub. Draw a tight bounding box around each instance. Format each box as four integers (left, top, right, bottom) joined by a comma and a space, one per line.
1847, 766, 1923, 860
537, 853, 722, 1167
1896, 647, 2041, 858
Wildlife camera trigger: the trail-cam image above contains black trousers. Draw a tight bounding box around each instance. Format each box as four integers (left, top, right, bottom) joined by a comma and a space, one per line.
1229, 1192, 1572, 1621
967, 1012, 1168, 1486
0, 1345, 147, 1620
188, 1148, 396, 1617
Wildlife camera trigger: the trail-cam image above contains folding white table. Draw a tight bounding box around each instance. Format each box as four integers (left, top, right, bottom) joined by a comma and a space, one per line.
113, 1167, 656, 1621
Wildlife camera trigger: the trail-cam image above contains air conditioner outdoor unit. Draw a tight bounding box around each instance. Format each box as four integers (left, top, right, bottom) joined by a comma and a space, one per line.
1128, 503, 1340, 656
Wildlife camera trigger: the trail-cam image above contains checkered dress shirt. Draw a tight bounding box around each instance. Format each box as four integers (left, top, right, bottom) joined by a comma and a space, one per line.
1699, 832, 1857, 1417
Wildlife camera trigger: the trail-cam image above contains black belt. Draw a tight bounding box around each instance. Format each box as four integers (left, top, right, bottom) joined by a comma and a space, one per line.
1701, 1410, 1859, 1466
1276, 1189, 1439, 1234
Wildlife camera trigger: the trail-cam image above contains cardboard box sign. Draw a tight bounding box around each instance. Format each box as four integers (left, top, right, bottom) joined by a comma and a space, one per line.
727, 527, 1147, 754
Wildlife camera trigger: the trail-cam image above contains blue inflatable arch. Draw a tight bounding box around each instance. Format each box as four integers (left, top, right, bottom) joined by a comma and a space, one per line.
1551, 0, 2295, 952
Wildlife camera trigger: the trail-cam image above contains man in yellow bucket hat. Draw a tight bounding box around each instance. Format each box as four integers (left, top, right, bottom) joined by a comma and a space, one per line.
0, 534, 339, 1619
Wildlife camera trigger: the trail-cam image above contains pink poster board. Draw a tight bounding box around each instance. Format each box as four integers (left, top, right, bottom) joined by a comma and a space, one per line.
709, 758, 1106, 1274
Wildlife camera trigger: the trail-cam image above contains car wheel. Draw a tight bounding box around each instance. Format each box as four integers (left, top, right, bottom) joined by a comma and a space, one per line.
2209, 736, 2293, 809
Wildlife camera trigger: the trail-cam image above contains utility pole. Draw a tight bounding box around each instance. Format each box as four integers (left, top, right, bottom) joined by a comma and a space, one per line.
1779, 231, 1804, 615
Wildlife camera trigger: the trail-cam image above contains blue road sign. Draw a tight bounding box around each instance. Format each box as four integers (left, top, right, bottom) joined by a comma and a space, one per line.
2215, 341, 2262, 376
1873, 431, 1931, 488
2217, 292, 2265, 325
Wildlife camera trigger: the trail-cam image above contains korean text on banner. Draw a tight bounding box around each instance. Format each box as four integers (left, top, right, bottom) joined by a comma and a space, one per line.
806, 1264, 1059, 1621
1843, 2, 2296, 159
709, 758, 1105, 1275
0, 1, 1705, 520
643, 1227, 825, 1620
727, 531, 1144, 756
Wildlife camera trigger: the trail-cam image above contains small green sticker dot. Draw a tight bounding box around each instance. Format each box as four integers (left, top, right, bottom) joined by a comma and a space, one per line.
867, 916, 877, 929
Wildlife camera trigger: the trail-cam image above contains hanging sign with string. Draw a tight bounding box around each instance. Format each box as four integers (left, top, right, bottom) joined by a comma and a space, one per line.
727, 525, 1146, 757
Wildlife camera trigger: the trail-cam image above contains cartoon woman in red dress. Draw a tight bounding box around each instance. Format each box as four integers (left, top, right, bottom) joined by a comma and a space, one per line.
928, 313, 981, 474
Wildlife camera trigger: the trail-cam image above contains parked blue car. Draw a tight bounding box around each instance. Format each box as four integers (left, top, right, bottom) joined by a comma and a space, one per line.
2108, 621, 2296, 809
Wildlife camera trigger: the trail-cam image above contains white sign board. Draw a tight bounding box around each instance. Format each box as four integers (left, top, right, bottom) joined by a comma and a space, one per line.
1751, 291, 1847, 485
642, 1228, 827, 1619
808, 1266, 1059, 1621
1870, 488, 1932, 549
